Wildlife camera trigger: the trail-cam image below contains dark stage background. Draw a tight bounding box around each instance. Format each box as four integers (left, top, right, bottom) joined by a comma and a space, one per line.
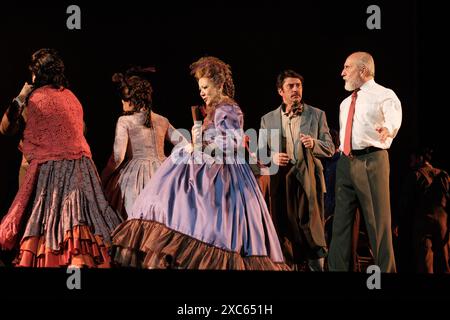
1, 0, 450, 307
0, 0, 445, 251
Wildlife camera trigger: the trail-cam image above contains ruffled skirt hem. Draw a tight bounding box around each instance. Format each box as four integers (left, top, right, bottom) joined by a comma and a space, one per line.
15, 225, 112, 268
112, 219, 290, 271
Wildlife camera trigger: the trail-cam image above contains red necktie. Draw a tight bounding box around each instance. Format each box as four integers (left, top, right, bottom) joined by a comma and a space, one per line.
343, 90, 359, 156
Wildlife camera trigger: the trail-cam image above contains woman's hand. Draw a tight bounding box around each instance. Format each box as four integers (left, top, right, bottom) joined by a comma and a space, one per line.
17, 82, 34, 103
192, 122, 202, 148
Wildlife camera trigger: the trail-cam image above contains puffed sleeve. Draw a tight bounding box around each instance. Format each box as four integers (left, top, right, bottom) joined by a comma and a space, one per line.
213, 104, 244, 154
101, 116, 129, 184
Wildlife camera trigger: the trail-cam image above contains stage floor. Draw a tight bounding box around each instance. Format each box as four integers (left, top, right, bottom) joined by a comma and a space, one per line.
1, 267, 449, 301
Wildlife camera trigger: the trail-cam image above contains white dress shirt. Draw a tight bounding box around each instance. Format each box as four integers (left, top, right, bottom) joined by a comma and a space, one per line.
339, 79, 402, 151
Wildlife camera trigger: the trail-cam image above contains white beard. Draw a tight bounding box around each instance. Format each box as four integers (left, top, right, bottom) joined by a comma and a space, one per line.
344, 78, 363, 91
344, 81, 355, 91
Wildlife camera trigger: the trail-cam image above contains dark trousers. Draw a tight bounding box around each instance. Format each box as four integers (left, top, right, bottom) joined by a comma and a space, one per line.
329, 150, 396, 272
270, 164, 297, 265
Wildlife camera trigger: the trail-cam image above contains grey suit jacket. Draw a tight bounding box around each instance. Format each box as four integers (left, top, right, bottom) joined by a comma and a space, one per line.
259, 103, 334, 174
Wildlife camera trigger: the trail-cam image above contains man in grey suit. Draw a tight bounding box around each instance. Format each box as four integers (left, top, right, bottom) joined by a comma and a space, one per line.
259, 70, 334, 271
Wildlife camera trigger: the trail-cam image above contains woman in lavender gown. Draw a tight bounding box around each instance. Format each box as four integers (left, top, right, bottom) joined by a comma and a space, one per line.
112, 57, 289, 270
102, 68, 184, 219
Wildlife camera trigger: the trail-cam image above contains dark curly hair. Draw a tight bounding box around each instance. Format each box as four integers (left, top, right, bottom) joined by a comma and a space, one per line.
189, 56, 235, 99
112, 66, 155, 128
25, 48, 68, 104
29, 48, 68, 89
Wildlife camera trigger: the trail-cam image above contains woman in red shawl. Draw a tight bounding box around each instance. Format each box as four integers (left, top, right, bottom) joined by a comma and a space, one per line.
0, 48, 122, 267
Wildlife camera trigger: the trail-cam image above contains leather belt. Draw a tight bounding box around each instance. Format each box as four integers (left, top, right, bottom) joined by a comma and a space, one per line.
350, 146, 383, 157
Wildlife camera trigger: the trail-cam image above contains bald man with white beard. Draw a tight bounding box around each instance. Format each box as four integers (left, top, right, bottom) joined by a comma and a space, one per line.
328, 52, 402, 273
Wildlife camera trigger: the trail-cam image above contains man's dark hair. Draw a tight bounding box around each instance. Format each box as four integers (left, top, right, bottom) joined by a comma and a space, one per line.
276, 69, 304, 89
